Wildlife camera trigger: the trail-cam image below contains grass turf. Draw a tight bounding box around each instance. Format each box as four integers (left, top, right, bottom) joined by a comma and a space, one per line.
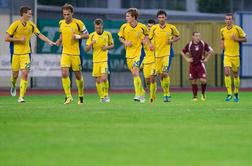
0, 92, 252, 166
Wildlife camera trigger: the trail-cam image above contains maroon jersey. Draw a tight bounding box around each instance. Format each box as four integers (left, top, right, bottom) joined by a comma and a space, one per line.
182, 40, 212, 65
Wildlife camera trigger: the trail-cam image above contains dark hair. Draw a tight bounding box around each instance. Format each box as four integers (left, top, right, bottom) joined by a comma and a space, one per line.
127, 8, 138, 19
148, 19, 156, 24
20, 6, 31, 16
156, 9, 167, 17
192, 31, 200, 36
225, 13, 233, 18
94, 18, 103, 25
62, 3, 74, 13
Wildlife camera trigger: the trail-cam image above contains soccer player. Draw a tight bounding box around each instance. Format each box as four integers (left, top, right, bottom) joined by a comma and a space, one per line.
118, 8, 150, 103
5, 6, 55, 103
55, 3, 89, 104
149, 10, 180, 102
181, 32, 214, 101
220, 13, 247, 102
85, 18, 114, 102
142, 19, 156, 102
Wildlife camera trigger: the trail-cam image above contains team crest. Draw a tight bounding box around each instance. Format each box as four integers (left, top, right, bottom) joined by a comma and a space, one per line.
189, 73, 192, 79
103, 36, 108, 42
195, 45, 199, 51
136, 32, 141, 38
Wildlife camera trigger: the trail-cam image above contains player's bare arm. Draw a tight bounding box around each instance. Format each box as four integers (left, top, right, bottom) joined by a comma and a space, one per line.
5, 33, 26, 43
143, 35, 154, 51
37, 33, 56, 46
119, 37, 132, 47
102, 43, 114, 51
55, 34, 62, 46
85, 40, 96, 52
220, 39, 224, 50
231, 34, 247, 42
149, 42, 154, 51
73, 31, 89, 40
167, 35, 180, 44
180, 51, 193, 62
81, 31, 90, 39
204, 50, 214, 63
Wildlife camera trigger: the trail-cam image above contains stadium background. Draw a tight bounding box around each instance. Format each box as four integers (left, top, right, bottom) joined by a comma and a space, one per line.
1, 1, 252, 165
0, 0, 251, 89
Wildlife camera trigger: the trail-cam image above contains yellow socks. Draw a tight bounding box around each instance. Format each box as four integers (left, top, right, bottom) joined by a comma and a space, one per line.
161, 76, 170, 96
75, 78, 84, 97
224, 76, 239, 94
224, 76, 232, 95
150, 82, 157, 99
166, 76, 171, 96
133, 76, 144, 96
133, 76, 140, 96
62, 77, 71, 98
19, 79, 28, 98
103, 79, 109, 97
96, 79, 109, 99
11, 76, 17, 87
96, 82, 104, 99
234, 76, 240, 94
139, 80, 145, 96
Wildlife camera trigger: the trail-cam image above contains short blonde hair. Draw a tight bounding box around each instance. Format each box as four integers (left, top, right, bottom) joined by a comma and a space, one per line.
62, 3, 74, 13
127, 8, 138, 19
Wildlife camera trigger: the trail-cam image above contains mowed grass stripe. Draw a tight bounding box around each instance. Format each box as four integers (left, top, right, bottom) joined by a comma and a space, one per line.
0, 92, 251, 166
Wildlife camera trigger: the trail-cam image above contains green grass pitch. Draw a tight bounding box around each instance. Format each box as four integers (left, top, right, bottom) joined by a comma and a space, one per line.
0, 92, 252, 166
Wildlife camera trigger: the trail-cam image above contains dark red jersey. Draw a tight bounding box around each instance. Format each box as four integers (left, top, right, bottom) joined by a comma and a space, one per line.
182, 40, 212, 65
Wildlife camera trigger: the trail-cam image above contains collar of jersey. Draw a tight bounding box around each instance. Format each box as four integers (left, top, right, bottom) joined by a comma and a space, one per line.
159, 23, 167, 29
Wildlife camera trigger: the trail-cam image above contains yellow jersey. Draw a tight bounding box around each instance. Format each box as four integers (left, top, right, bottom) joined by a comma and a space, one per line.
86, 31, 114, 63
143, 41, 155, 64
220, 25, 246, 57
59, 18, 88, 55
149, 23, 180, 57
118, 22, 148, 59
6, 20, 40, 55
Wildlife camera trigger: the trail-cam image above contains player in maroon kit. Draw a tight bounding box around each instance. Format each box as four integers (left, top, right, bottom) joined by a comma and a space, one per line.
181, 32, 214, 101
